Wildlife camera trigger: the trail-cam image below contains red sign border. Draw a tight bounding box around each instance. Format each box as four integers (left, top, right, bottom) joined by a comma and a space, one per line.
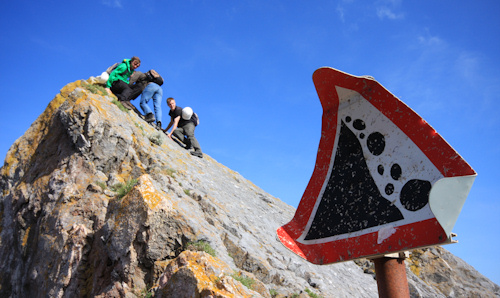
277, 67, 476, 264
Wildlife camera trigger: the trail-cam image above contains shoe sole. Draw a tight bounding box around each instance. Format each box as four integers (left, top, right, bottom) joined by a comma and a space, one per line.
120, 101, 134, 110
190, 152, 203, 158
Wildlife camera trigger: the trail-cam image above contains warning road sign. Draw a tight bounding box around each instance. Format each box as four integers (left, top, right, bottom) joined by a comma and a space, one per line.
277, 67, 476, 264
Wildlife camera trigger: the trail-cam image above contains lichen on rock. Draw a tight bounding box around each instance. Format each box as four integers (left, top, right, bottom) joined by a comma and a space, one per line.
0, 78, 498, 297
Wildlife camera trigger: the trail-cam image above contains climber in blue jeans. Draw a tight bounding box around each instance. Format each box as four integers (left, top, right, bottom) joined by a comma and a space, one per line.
140, 82, 163, 128
128, 69, 164, 129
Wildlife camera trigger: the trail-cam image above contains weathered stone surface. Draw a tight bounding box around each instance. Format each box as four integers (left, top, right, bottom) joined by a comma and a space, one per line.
155, 250, 264, 298
407, 247, 500, 297
0, 78, 498, 297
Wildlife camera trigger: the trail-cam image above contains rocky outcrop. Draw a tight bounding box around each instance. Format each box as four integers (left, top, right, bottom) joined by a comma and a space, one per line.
407, 247, 499, 297
0, 78, 498, 297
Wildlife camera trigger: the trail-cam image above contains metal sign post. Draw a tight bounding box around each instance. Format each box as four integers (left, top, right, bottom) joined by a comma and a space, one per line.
277, 67, 476, 295
372, 253, 410, 298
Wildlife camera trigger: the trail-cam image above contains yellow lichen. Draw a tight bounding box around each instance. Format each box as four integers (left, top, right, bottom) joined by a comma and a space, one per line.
136, 175, 165, 210
177, 252, 241, 297
22, 226, 31, 247
0, 148, 18, 177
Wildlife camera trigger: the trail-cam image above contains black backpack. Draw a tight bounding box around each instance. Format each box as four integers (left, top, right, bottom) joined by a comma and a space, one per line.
192, 112, 199, 126
145, 69, 164, 86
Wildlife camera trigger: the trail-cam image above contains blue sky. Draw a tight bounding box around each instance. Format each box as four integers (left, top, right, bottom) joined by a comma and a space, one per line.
1, 0, 499, 285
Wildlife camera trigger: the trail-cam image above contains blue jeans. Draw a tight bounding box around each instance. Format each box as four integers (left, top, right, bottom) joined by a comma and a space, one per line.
140, 83, 163, 122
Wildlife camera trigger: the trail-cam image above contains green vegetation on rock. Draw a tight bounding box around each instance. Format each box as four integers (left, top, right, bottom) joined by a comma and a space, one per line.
111, 178, 138, 200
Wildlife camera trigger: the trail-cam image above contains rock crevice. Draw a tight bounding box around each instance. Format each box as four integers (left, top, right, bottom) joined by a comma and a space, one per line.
0, 78, 498, 297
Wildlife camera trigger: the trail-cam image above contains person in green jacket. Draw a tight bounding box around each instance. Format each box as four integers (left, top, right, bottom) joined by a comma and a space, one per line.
105, 56, 142, 110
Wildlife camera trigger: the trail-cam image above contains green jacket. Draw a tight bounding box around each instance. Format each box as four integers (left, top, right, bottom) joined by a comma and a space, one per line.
106, 59, 134, 88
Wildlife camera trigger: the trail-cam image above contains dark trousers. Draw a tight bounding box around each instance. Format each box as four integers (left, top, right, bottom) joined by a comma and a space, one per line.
173, 122, 202, 152
110, 80, 144, 102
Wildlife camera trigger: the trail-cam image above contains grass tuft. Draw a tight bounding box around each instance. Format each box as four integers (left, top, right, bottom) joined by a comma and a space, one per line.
231, 272, 255, 290
149, 133, 163, 146
96, 181, 107, 191
112, 99, 130, 113
185, 240, 217, 257
111, 178, 138, 200
305, 288, 321, 298
269, 289, 278, 297
83, 83, 108, 96
165, 168, 176, 177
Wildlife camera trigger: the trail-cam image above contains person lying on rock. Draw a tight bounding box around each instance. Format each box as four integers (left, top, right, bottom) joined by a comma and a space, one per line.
164, 97, 203, 158
105, 56, 142, 110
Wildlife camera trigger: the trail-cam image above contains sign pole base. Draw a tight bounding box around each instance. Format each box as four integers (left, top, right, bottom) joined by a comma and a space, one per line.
372, 252, 410, 298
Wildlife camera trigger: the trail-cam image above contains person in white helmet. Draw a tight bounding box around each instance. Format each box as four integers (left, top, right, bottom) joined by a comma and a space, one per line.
163, 97, 203, 158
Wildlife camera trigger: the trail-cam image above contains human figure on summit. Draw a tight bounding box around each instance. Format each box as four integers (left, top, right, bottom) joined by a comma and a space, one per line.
105, 56, 142, 110
164, 97, 203, 158
129, 70, 164, 129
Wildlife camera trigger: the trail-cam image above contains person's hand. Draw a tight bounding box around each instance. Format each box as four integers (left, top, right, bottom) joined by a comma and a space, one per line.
105, 88, 112, 95
162, 129, 172, 139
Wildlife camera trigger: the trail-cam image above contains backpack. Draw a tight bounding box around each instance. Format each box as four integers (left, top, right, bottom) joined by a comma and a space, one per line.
192, 112, 200, 126
106, 61, 128, 76
97, 61, 127, 84
106, 62, 119, 74
145, 69, 164, 86
182, 107, 200, 126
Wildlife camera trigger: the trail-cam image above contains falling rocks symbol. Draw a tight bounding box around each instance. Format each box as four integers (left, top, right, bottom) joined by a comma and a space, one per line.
304, 121, 404, 240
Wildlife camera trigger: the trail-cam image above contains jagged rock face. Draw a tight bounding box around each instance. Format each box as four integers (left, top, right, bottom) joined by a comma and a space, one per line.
406, 247, 500, 297
0, 78, 498, 297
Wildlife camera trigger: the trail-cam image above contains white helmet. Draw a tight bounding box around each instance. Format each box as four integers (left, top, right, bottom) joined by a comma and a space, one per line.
182, 107, 193, 120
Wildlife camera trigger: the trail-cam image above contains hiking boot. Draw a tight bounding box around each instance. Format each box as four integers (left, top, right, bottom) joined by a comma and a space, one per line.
184, 138, 192, 150
120, 100, 134, 110
156, 121, 162, 130
190, 151, 203, 158
145, 113, 156, 123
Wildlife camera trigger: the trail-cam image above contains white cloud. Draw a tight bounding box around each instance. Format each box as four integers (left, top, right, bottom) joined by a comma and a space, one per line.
375, 0, 404, 20
376, 7, 404, 20
102, 0, 123, 8
455, 52, 479, 81
336, 5, 346, 23
417, 34, 444, 47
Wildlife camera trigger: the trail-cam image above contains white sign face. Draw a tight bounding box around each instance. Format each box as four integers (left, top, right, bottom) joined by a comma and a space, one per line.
277, 67, 476, 264
298, 86, 443, 245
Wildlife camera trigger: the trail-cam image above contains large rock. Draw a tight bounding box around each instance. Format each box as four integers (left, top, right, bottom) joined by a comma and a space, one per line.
0, 78, 498, 297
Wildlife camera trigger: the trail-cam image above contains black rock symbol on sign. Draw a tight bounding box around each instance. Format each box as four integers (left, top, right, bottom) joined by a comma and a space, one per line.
304, 120, 405, 240
277, 67, 476, 265
304, 118, 433, 240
